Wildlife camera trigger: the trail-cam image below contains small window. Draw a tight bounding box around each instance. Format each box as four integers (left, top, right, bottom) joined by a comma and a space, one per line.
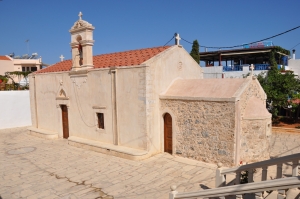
31, 67, 37, 72
97, 113, 104, 129
22, 67, 26, 72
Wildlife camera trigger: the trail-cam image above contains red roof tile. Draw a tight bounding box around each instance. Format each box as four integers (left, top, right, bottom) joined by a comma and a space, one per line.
0, 56, 11, 61
290, 99, 300, 104
36, 46, 171, 74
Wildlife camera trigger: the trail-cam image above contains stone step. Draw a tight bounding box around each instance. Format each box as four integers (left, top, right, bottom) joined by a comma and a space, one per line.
272, 127, 300, 134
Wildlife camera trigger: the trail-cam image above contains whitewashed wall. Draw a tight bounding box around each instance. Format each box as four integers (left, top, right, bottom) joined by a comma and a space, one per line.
288, 59, 300, 76
202, 66, 268, 79
0, 91, 32, 129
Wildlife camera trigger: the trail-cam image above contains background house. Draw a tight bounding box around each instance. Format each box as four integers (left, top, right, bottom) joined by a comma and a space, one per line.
0, 53, 43, 75
200, 44, 290, 79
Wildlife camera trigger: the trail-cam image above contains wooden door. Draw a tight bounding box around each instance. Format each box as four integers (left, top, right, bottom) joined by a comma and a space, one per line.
164, 113, 172, 154
61, 105, 69, 139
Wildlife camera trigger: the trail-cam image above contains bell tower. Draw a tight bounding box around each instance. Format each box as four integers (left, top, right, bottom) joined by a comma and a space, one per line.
69, 12, 95, 71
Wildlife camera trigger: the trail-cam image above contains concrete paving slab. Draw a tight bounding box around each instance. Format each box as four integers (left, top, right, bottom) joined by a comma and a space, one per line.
1, 127, 299, 199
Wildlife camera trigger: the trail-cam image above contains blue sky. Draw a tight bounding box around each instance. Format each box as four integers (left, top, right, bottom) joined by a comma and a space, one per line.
0, 0, 299, 65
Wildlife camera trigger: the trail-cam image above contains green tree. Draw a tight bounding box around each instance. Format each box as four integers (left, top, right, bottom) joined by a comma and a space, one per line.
257, 67, 300, 117
4, 71, 32, 90
190, 40, 200, 64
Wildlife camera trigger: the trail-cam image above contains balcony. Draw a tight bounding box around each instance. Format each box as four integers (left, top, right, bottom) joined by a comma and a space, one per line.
223, 64, 271, 72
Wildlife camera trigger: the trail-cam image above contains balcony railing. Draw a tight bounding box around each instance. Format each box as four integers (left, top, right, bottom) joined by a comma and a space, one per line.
223, 64, 271, 72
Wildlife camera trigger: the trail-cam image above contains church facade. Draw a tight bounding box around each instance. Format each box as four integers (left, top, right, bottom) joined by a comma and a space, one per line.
28, 13, 271, 166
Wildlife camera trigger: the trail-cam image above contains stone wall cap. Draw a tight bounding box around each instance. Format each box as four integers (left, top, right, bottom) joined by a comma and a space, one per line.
161, 79, 249, 99
159, 95, 237, 102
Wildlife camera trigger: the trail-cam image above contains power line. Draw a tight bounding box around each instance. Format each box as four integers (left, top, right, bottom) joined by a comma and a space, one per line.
163, 35, 175, 46
181, 25, 300, 49
181, 38, 193, 45
290, 42, 300, 50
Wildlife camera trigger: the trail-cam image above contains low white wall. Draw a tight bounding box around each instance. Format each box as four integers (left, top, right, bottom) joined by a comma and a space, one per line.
223, 70, 267, 78
201, 66, 223, 78
0, 91, 32, 129
202, 66, 268, 79
288, 59, 300, 76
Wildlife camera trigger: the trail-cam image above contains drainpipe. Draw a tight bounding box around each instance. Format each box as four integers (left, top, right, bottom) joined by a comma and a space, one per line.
111, 69, 119, 145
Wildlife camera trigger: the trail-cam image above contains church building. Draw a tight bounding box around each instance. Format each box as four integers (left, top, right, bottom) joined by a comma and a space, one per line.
28, 12, 272, 166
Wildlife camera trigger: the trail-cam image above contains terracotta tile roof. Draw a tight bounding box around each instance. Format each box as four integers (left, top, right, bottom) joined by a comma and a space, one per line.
36, 46, 171, 74
290, 99, 300, 104
0, 56, 11, 61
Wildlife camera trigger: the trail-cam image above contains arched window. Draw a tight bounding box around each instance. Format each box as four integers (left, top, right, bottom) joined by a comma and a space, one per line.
76, 35, 83, 66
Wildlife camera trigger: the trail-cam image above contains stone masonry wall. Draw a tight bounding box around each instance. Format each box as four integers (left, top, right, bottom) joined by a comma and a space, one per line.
239, 79, 271, 163
240, 79, 266, 118
161, 100, 236, 166
240, 119, 271, 163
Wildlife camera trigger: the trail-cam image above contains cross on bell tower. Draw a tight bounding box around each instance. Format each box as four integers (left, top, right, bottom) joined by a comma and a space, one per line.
78, 12, 83, 20
69, 12, 95, 71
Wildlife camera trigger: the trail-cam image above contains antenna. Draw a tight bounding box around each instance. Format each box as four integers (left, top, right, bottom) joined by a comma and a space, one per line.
25, 39, 30, 55
9, 53, 15, 58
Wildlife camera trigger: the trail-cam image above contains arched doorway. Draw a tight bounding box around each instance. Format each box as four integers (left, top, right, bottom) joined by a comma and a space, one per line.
164, 113, 172, 154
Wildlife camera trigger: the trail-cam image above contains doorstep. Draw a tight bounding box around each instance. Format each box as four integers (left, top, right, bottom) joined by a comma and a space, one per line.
272, 127, 300, 134
28, 127, 58, 139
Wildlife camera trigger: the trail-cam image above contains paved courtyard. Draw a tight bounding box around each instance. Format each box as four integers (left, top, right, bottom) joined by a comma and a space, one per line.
1, 127, 300, 199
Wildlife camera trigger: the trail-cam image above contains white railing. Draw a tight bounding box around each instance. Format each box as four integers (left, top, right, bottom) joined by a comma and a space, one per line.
169, 176, 300, 199
215, 153, 300, 187
169, 153, 300, 199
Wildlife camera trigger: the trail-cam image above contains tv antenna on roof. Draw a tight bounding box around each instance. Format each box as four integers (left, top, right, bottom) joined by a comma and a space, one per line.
25, 39, 30, 55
